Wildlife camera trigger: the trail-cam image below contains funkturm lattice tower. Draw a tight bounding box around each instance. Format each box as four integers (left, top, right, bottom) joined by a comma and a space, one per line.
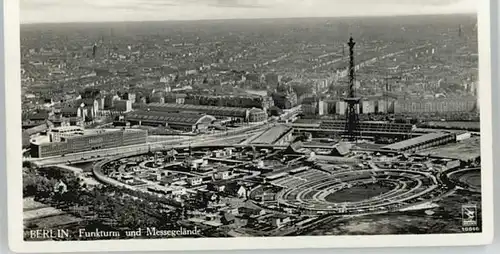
344, 37, 360, 141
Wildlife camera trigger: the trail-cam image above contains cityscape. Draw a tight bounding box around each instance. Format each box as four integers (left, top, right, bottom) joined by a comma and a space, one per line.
20, 3, 482, 240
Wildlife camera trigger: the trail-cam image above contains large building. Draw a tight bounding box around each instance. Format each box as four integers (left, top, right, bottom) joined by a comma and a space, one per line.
377, 99, 392, 113
79, 88, 104, 119
301, 97, 320, 116
114, 100, 133, 113
165, 93, 187, 104
104, 94, 122, 110
249, 125, 294, 145
393, 97, 477, 114
30, 127, 147, 158
325, 95, 471, 117
48, 115, 84, 127
324, 99, 387, 115
301, 103, 316, 116
382, 132, 456, 152
248, 108, 268, 122
291, 120, 415, 136
184, 94, 273, 110
361, 100, 376, 114
301, 97, 328, 116
60, 107, 84, 119
335, 101, 346, 115
134, 103, 267, 123
319, 120, 414, 133
272, 83, 298, 110
125, 111, 216, 132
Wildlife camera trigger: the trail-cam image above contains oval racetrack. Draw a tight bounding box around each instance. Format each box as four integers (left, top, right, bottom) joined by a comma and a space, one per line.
268, 168, 441, 214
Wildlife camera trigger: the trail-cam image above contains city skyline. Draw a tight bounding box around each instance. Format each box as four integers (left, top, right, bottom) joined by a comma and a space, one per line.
21, 0, 477, 24
12, 0, 490, 250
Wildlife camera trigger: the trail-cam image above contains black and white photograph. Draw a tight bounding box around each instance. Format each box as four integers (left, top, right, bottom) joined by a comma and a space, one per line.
5, 0, 494, 252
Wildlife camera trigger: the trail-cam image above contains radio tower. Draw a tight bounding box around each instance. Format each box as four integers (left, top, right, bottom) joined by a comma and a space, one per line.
344, 37, 360, 142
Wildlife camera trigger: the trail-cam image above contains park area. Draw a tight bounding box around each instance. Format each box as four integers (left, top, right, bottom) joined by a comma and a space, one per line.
23, 198, 82, 229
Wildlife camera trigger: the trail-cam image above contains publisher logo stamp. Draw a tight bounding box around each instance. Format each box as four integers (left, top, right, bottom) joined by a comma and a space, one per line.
462, 204, 477, 227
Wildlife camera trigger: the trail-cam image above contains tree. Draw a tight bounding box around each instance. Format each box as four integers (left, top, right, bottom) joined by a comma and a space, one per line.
23, 161, 32, 168
23, 174, 56, 199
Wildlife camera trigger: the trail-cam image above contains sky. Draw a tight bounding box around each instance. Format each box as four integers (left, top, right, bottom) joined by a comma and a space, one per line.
20, 0, 477, 24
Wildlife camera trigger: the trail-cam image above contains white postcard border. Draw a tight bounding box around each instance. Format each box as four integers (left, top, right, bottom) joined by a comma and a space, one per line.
5, 0, 494, 252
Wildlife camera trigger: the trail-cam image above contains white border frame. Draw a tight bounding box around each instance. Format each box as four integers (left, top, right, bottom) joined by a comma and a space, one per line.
5, 0, 494, 252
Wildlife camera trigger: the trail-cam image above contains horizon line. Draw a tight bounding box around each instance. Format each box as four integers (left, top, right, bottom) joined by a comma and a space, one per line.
20, 11, 477, 26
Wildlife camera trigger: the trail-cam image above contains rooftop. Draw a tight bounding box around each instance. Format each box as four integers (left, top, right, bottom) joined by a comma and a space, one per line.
30, 128, 142, 145
251, 125, 293, 145
382, 132, 453, 151
136, 102, 264, 118
147, 102, 248, 113
51, 126, 84, 132
126, 111, 216, 126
